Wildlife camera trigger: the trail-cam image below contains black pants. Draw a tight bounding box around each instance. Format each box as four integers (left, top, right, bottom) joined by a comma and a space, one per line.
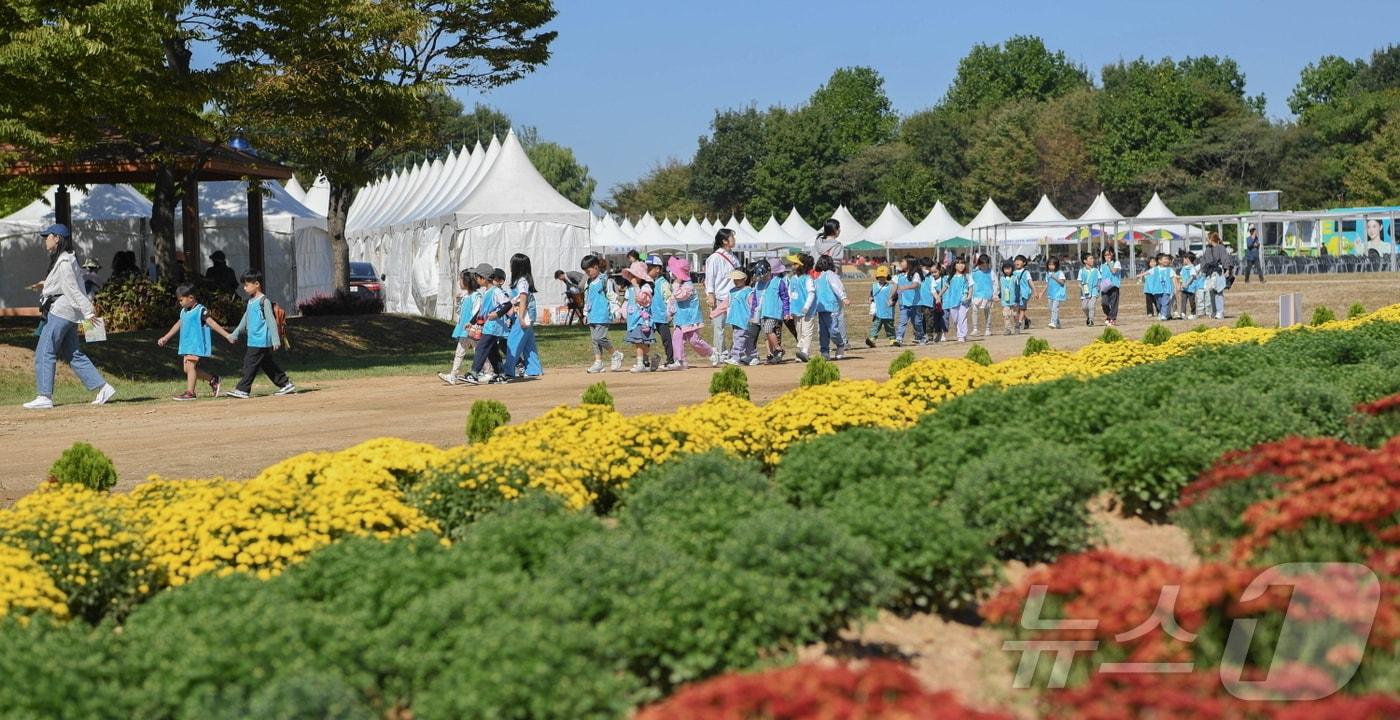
237, 346, 290, 393
470, 335, 505, 375
653, 322, 674, 363
1244, 259, 1264, 282
1101, 286, 1120, 322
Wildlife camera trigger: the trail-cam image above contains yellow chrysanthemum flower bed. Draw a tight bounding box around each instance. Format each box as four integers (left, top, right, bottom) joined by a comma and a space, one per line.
5, 305, 1399, 623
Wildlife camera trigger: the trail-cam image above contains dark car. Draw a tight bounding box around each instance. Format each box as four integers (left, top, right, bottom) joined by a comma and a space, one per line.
349, 261, 384, 299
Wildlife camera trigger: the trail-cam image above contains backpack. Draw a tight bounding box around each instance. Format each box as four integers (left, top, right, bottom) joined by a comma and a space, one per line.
266, 298, 290, 351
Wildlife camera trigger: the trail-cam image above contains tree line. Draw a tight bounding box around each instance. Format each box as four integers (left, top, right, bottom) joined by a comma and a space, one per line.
604, 36, 1399, 226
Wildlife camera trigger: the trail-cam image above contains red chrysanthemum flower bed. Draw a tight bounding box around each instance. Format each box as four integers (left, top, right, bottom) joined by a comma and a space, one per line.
1355, 392, 1400, 418
1042, 671, 1400, 720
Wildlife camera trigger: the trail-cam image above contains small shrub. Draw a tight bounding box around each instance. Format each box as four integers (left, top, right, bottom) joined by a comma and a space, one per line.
619, 451, 782, 560
1235, 313, 1256, 328
465, 400, 510, 443
1192, 324, 1210, 333
888, 350, 916, 377
708, 365, 749, 399
1310, 305, 1336, 326
773, 427, 919, 508
47, 442, 118, 492
581, 381, 614, 407
1348, 302, 1367, 319
93, 275, 242, 332
948, 440, 1103, 563
965, 344, 993, 366
296, 290, 384, 316
1142, 323, 1172, 346
799, 356, 840, 387
1097, 327, 1124, 343
1022, 336, 1051, 356
1096, 419, 1215, 517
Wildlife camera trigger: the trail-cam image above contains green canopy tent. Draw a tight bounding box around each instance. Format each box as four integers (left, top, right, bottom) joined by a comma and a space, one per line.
846, 239, 883, 251
936, 237, 976, 248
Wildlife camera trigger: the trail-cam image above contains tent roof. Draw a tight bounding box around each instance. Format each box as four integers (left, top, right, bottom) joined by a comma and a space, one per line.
846, 239, 883, 251
781, 208, 818, 241
889, 201, 965, 248
302, 174, 329, 217
199, 180, 321, 220
863, 203, 914, 244
756, 215, 804, 249
1024, 195, 1068, 223
672, 218, 714, 250
1137, 192, 1176, 220
1005, 195, 1070, 242
830, 205, 867, 245
619, 217, 637, 238
966, 198, 1012, 229
1078, 193, 1125, 223
5, 183, 151, 223
284, 176, 307, 203
449, 130, 590, 229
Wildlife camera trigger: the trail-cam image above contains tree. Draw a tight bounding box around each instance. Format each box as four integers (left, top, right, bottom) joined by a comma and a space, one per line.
1344, 116, 1400, 205
212, 0, 558, 292
807, 66, 898, 155
943, 35, 1089, 114
748, 106, 842, 220
828, 142, 939, 222
525, 140, 595, 208
900, 107, 972, 216
1289, 55, 1364, 116
602, 160, 705, 220
386, 96, 513, 167
963, 103, 1039, 219
1031, 89, 1099, 213
689, 106, 769, 217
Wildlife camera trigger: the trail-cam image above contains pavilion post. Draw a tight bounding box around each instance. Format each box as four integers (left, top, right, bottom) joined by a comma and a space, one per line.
54, 184, 71, 228
247, 182, 265, 273
181, 175, 200, 278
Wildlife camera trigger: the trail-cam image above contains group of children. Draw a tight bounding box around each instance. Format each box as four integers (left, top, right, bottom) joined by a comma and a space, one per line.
156, 270, 296, 401
1134, 251, 1209, 321
865, 253, 1051, 344
439, 253, 542, 385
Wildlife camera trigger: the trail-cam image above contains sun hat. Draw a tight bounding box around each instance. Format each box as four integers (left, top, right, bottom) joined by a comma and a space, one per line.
667, 256, 691, 281
622, 260, 650, 281
727, 269, 747, 282
211, 250, 227, 261
38, 223, 70, 239
785, 253, 802, 266
81, 257, 101, 270
873, 266, 890, 279
770, 260, 787, 275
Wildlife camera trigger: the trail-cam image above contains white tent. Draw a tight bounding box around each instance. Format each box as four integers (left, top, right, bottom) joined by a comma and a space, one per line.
589, 214, 633, 252
301, 174, 330, 218
619, 217, 638, 238
1, 185, 152, 310
889, 201, 967, 249
701, 217, 716, 235
829, 205, 868, 246
1003, 194, 1070, 257
862, 203, 915, 246
196, 180, 334, 307
756, 215, 804, 250
1078, 193, 1125, 224
781, 208, 818, 243
672, 218, 714, 252
284, 176, 308, 204
1134, 192, 1202, 252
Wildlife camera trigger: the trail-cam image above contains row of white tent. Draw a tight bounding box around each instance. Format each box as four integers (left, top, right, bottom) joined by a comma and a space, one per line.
0, 181, 334, 311
344, 130, 591, 318
595, 192, 1204, 257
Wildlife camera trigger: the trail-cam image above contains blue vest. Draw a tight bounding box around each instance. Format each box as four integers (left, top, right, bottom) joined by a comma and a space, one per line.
651, 276, 670, 323
917, 274, 935, 307
895, 272, 919, 307
787, 274, 811, 317
585, 275, 611, 325
1046, 271, 1067, 301
727, 286, 754, 328
482, 287, 509, 336
625, 286, 647, 331
1101, 262, 1122, 289
1183, 266, 1202, 292
971, 269, 995, 300
872, 283, 894, 319
178, 303, 212, 357
945, 274, 969, 306
452, 292, 479, 338
1078, 267, 1099, 298
815, 273, 837, 313
999, 275, 1017, 305
758, 277, 786, 320
672, 280, 701, 326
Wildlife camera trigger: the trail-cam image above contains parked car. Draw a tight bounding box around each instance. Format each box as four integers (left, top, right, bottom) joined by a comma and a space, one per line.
349, 262, 384, 299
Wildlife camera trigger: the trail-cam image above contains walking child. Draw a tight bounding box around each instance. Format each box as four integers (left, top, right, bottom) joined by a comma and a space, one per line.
503, 253, 542, 379
1099, 248, 1123, 327
225, 270, 295, 398
970, 254, 997, 338
1041, 257, 1067, 329
1181, 252, 1203, 320
787, 254, 817, 361
439, 269, 483, 385
463, 269, 513, 384
893, 256, 924, 346
1006, 256, 1035, 334
864, 265, 896, 346
944, 256, 972, 342
156, 282, 232, 400
583, 255, 625, 373
621, 261, 657, 373
667, 257, 717, 369
646, 254, 677, 368
1077, 253, 1099, 326
725, 269, 757, 365
917, 257, 940, 343
756, 259, 791, 363
814, 255, 849, 359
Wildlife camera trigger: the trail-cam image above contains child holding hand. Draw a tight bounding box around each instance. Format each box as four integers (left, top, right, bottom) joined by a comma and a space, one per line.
157, 282, 232, 401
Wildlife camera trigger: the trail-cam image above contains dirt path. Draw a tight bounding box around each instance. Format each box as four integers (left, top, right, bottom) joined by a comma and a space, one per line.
2, 275, 1396, 502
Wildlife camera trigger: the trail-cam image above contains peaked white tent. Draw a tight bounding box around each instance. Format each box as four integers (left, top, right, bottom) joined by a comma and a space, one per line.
301, 174, 330, 218
1078, 193, 1125, 224
889, 201, 967, 249
1003, 194, 1070, 257
830, 205, 868, 246
1135, 192, 1202, 253
619, 217, 637, 238
862, 203, 915, 246
781, 208, 818, 243
284, 176, 308, 204
756, 215, 804, 250
589, 214, 633, 252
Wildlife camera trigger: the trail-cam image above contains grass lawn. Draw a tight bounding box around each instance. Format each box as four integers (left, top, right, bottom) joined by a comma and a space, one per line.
0, 314, 620, 406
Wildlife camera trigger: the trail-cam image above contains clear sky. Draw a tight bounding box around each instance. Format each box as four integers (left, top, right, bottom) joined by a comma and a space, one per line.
466, 0, 1399, 203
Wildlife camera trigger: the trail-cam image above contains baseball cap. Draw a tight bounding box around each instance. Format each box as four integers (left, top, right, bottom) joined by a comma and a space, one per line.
873, 266, 890, 279
38, 223, 70, 239
471, 262, 494, 278
646, 253, 664, 267
727, 269, 747, 281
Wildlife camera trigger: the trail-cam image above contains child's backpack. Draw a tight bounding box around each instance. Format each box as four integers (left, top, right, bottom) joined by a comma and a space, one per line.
266, 298, 290, 351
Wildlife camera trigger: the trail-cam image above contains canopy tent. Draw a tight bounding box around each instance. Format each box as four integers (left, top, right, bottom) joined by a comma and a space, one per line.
1134, 192, 1203, 252
720, 215, 762, 249
862, 203, 915, 247
1077, 193, 1125, 224
197, 180, 333, 306
1000, 194, 1069, 257
781, 208, 819, 244
619, 217, 637, 238
301, 174, 330, 217
845, 239, 884, 252
964, 198, 1013, 253
829, 205, 867, 246
755, 215, 805, 251
937, 237, 977, 248
589, 213, 634, 252
283, 176, 307, 204
889, 201, 967, 249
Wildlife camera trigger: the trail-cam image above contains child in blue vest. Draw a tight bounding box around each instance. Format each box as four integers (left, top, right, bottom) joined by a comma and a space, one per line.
725, 269, 757, 365
225, 270, 295, 398
620, 261, 657, 373
666, 257, 717, 369
813, 255, 849, 360
757, 259, 791, 364
439, 269, 482, 384
943, 257, 972, 342
1006, 256, 1035, 334
970, 254, 997, 338
998, 261, 1019, 335
787, 254, 817, 362
893, 256, 925, 346
156, 282, 232, 400
582, 255, 625, 373
1137, 253, 1174, 321
463, 268, 513, 384
646, 254, 676, 368
1180, 252, 1201, 320
916, 257, 940, 344
864, 265, 896, 347
1077, 252, 1099, 326
1099, 248, 1123, 327
1041, 257, 1068, 329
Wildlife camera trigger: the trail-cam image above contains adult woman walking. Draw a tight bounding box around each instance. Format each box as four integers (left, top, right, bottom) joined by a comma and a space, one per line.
1199, 231, 1233, 319
703, 229, 741, 356
24, 224, 117, 409
1098, 247, 1123, 327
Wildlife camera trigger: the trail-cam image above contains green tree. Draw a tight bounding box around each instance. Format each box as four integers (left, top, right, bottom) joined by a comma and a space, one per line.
964, 103, 1039, 219
213, 0, 558, 292
1289, 55, 1363, 116
1032, 88, 1099, 212
943, 35, 1089, 113
689, 106, 769, 217
807, 66, 898, 155
749, 106, 841, 220
602, 160, 705, 219
1344, 116, 1400, 204
525, 140, 596, 208
899, 107, 971, 216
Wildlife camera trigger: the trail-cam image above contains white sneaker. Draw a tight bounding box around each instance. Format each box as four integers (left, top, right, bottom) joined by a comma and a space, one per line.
274, 383, 297, 396
984, 329, 993, 337
586, 360, 605, 373
437, 372, 459, 385
663, 361, 683, 371
1187, 314, 1196, 320
708, 352, 720, 367
23, 396, 53, 410
609, 350, 625, 372
91, 384, 116, 405
629, 362, 646, 373
834, 350, 845, 360
747, 357, 760, 366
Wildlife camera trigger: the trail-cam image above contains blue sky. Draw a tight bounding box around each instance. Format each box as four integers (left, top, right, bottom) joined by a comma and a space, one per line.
470, 0, 1399, 201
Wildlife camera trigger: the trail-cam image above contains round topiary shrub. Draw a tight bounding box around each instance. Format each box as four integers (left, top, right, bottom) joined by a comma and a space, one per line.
708, 365, 750, 399
1097, 327, 1124, 343
1348, 302, 1367, 320
965, 344, 993, 366
1235, 313, 1257, 328
1311, 306, 1336, 326
581, 381, 614, 407
48, 442, 118, 492
888, 350, 916, 377
1022, 337, 1051, 356
1142, 323, 1172, 346
466, 400, 510, 443
799, 357, 840, 387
